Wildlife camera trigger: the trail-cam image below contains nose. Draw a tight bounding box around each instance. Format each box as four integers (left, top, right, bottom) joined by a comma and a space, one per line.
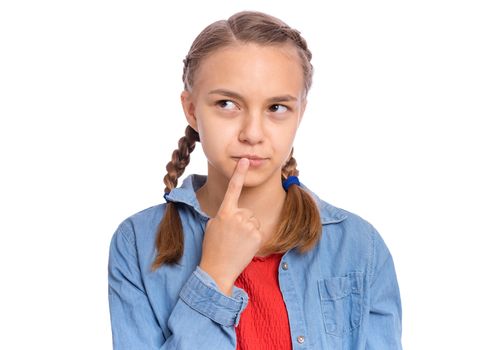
238, 111, 264, 145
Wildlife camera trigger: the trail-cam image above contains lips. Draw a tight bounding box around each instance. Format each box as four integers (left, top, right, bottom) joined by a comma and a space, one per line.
234, 154, 267, 160
232, 155, 268, 167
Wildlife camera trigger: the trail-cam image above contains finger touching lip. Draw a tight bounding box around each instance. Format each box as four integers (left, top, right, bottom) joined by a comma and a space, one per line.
232, 157, 267, 167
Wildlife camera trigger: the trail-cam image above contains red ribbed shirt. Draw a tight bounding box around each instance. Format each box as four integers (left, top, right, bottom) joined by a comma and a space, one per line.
234, 253, 292, 350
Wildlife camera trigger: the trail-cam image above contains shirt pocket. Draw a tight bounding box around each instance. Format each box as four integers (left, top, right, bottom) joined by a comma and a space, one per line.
317, 272, 364, 337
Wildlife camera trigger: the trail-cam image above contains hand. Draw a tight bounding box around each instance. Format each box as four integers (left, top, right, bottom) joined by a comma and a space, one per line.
199, 158, 264, 296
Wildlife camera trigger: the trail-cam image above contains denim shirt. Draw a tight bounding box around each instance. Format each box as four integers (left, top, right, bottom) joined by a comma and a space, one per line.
108, 174, 402, 349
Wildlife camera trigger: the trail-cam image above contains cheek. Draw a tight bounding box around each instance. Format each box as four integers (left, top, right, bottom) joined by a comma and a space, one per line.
197, 121, 235, 158
271, 127, 298, 163
272, 126, 297, 149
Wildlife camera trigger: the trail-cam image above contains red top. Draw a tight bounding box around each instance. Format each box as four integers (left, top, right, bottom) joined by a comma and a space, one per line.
234, 253, 292, 350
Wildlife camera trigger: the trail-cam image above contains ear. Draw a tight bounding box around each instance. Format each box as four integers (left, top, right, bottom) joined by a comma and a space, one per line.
180, 90, 198, 132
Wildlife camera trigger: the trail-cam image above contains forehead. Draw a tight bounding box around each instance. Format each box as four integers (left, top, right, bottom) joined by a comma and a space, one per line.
192, 43, 304, 98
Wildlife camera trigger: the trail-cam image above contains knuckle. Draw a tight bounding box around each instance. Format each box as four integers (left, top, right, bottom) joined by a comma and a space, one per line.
235, 209, 245, 217
236, 212, 246, 223
245, 221, 255, 230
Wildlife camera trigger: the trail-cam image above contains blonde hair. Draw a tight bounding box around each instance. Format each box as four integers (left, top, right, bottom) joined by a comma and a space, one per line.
152, 11, 321, 270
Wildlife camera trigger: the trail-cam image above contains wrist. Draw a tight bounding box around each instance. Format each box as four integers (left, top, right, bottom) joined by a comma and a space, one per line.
198, 264, 235, 296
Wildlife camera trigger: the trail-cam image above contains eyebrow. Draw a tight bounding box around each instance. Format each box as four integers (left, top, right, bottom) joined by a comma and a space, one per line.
208, 89, 298, 103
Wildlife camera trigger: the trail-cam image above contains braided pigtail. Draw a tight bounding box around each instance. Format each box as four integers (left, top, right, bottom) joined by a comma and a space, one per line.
259, 147, 322, 255
152, 126, 200, 270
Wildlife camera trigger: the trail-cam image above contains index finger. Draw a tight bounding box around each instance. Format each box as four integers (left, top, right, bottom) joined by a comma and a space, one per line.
219, 158, 250, 213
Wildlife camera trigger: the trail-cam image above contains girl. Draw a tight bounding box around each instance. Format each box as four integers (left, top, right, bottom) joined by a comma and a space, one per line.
108, 10, 402, 350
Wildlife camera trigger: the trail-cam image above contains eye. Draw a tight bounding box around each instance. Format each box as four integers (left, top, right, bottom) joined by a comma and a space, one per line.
269, 104, 288, 113
216, 100, 238, 110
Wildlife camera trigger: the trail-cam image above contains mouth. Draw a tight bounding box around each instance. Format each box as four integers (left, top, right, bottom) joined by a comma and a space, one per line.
233, 154, 267, 160
232, 155, 268, 167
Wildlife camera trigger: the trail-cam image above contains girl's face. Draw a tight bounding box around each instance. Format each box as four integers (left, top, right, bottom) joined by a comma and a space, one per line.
181, 43, 307, 187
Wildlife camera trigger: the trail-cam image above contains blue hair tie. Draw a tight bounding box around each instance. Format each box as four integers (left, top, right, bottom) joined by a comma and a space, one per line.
163, 192, 170, 202
282, 175, 300, 191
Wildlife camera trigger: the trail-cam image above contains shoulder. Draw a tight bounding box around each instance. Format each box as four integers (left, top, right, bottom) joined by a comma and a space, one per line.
302, 183, 386, 251
303, 185, 392, 277
111, 203, 167, 246
301, 182, 375, 232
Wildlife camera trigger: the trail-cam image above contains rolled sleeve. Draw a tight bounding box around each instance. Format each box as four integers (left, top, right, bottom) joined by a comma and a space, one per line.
179, 266, 249, 327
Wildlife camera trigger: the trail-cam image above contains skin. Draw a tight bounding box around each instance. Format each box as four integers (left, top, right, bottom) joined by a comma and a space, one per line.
180, 42, 307, 296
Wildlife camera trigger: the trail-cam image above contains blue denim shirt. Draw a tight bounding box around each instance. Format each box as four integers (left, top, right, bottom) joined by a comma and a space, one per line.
108, 174, 402, 349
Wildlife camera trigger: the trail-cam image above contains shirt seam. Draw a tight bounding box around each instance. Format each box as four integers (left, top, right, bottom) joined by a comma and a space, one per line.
117, 221, 137, 258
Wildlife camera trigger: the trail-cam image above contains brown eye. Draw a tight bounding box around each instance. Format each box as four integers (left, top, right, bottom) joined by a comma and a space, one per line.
216, 100, 238, 110
270, 104, 288, 113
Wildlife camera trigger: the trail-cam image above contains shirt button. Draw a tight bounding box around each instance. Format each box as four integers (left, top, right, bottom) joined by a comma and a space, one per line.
297, 335, 305, 344
281, 262, 289, 270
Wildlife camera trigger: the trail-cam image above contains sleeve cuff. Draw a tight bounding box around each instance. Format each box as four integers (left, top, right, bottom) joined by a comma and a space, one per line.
179, 267, 249, 327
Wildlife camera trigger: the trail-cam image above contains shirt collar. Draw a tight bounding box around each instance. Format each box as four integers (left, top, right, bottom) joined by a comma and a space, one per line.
164, 174, 347, 225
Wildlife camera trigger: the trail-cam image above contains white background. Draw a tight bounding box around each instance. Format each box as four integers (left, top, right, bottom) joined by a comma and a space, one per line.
1, 1, 489, 349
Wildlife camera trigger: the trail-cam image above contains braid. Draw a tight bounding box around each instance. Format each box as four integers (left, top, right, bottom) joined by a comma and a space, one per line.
259, 146, 322, 255
282, 147, 300, 179
276, 25, 313, 94
182, 56, 191, 91
278, 26, 312, 61
163, 125, 200, 194
152, 125, 200, 270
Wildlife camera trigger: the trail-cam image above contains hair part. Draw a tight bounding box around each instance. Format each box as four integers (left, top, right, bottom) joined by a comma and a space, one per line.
182, 11, 313, 95
152, 11, 320, 270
